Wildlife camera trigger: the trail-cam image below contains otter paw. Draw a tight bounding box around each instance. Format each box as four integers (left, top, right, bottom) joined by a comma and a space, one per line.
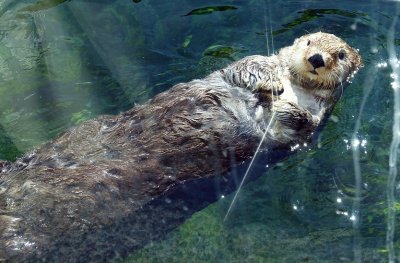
273, 101, 316, 131
256, 80, 284, 96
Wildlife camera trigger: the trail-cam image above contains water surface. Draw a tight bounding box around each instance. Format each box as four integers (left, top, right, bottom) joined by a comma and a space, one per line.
0, 0, 398, 262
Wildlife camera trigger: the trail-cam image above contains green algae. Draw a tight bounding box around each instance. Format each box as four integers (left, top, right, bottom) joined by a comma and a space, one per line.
203, 45, 238, 59
273, 9, 369, 35
19, 0, 70, 12
182, 35, 193, 49
70, 109, 92, 125
183, 6, 237, 16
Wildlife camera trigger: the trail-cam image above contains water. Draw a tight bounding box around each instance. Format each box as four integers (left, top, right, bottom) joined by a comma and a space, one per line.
386, 5, 400, 262
0, 0, 398, 262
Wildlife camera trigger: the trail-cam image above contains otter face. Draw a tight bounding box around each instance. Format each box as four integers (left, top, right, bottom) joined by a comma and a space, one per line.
286, 32, 363, 89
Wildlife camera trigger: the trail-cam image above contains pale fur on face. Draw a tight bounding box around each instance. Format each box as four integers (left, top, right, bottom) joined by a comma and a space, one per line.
279, 32, 363, 90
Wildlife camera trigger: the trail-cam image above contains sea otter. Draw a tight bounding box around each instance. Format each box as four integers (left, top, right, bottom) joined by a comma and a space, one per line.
0, 32, 362, 262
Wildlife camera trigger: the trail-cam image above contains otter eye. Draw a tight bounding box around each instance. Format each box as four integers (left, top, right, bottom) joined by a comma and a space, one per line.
338, 51, 346, 60
307, 40, 311, 46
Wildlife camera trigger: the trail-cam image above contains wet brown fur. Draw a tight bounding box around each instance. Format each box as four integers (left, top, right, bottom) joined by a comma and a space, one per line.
0, 32, 362, 262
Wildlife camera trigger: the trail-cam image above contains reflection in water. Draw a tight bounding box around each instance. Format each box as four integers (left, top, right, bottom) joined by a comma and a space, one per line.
224, 111, 277, 221
386, 6, 400, 262
351, 64, 375, 262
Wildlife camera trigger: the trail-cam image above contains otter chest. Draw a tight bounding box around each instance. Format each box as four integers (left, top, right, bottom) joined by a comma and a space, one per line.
279, 78, 325, 117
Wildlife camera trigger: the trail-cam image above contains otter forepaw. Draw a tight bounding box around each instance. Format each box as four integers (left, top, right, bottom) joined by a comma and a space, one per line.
273, 101, 317, 131
254, 79, 284, 107
256, 79, 284, 97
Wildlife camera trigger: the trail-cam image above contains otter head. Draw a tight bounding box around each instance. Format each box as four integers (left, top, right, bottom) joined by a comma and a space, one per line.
281, 32, 363, 90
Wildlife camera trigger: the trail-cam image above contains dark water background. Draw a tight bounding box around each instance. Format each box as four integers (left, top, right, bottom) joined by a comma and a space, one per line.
0, 0, 399, 262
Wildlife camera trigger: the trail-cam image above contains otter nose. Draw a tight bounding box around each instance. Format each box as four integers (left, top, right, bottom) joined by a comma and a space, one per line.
308, 54, 325, 69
